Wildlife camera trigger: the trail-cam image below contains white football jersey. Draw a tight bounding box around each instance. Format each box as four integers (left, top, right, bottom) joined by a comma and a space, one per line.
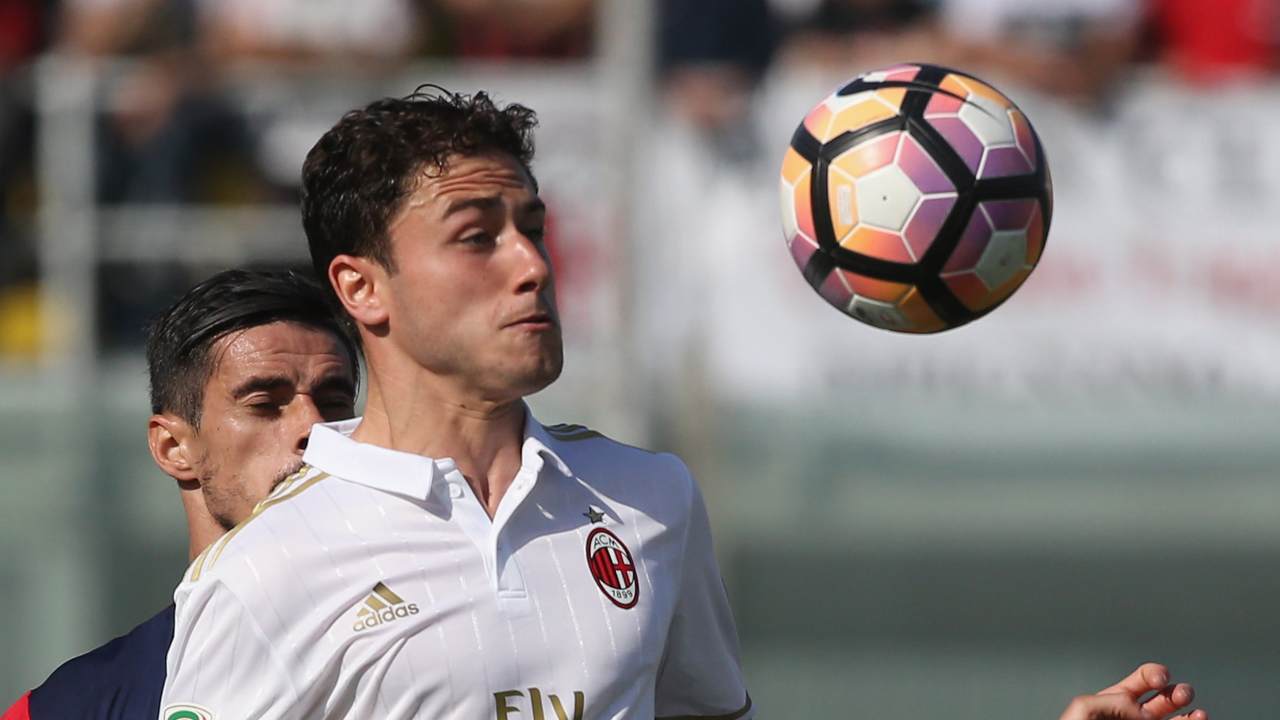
159, 412, 753, 720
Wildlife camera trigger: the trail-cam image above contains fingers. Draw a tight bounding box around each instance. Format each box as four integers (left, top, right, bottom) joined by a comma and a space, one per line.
1058, 693, 1145, 720
1064, 664, 1208, 720
1098, 662, 1170, 699
1140, 682, 1194, 718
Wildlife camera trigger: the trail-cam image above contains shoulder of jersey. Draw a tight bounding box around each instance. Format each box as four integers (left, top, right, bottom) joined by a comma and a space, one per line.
542, 422, 692, 485
184, 464, 332, 583
543, 422, 662, 458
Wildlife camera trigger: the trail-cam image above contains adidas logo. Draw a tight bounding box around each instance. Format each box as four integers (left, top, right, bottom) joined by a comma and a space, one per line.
352, 581, 420, 632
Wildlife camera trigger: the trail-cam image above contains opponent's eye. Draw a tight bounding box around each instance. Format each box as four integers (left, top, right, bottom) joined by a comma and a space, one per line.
247, 399, 283, 415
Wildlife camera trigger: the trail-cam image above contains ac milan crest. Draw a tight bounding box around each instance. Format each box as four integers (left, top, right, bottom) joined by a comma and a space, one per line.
586, 527, 639, 609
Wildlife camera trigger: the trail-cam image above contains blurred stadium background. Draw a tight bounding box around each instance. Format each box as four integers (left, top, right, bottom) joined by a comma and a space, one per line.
2, 0, 1280, 716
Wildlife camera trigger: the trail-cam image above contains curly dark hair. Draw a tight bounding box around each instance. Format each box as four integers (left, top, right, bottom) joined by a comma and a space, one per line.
146, 269, 361, 427
300, 86, 539, 284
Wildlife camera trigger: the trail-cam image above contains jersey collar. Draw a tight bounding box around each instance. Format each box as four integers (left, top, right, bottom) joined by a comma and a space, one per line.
303, 418, 441, 501
523, 411, 573, 479
302, 407, 574, 502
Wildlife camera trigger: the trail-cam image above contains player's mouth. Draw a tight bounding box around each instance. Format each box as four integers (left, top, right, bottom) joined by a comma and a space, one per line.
504, 311, 557, 332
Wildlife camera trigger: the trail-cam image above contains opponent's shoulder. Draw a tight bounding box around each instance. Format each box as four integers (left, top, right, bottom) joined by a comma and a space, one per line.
181, 464, 335, 586
1, 694, 28, 720
27, 605, 173, 718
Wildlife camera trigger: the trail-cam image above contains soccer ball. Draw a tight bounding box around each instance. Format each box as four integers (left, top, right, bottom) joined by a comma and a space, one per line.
780, 63, 1052, 333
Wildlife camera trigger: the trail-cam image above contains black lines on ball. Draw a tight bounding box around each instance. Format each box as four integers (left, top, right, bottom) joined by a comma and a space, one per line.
789, 125, 821, 164
973, 175, 1046, 202
820, 116, 906, 159
802, 250, 835, 290
810, 154, 840, 253
914, 277, 974, 328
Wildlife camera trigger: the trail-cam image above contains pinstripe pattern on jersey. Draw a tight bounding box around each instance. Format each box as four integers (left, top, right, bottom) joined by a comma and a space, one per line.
189, 467, 330, 581
656, 693, 753, 720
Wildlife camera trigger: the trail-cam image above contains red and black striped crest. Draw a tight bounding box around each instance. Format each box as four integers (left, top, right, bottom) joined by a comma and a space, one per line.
586, 527, 639, 609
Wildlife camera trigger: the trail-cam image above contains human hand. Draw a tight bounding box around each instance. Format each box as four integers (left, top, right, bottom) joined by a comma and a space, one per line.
1057, 663, 1207, 720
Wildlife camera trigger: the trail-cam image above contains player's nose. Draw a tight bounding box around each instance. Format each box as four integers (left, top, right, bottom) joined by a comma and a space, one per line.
511, 230, 551, 294
290, 397, 326, 454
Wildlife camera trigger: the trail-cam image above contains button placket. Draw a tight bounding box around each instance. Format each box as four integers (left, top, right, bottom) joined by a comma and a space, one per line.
491, 469, 536, 592
443, 467, 497, 583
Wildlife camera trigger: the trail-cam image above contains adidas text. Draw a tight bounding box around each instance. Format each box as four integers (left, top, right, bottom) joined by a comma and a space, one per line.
354, 603, 420, 632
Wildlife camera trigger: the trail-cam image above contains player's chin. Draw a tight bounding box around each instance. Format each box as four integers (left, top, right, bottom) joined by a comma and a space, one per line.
510, 347, 564, 396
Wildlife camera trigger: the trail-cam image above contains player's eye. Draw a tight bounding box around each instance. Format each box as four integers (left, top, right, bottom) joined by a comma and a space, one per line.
521, 226, 546, 243
459, 232, 495, 248
247, 400, 282, 415
243, 390, 294, 412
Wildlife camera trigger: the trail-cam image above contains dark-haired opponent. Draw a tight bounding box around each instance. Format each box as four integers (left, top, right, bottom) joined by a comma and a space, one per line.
2, 270, 357, 720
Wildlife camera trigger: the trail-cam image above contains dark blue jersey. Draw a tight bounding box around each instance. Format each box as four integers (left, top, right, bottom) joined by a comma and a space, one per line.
24, 605, 173, 720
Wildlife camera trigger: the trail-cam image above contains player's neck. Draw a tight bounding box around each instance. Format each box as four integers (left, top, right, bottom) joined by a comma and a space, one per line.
354, 370, 527, 517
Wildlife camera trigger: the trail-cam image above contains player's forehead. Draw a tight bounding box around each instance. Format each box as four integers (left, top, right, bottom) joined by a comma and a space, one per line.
208, 321, 353, 385
417, 152, 539, 210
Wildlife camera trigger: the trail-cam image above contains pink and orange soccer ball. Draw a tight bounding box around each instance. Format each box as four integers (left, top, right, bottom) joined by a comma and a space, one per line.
780, 63, 1052, 333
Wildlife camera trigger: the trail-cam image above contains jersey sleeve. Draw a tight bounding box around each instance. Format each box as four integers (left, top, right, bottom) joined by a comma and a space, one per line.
654, 463, 754, 720
1, 693, 30, 720
160, 576, 300, 719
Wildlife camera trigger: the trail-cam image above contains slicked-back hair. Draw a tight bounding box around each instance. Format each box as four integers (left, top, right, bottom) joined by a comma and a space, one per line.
146, 269, 361, 427
300, 86, 539, 286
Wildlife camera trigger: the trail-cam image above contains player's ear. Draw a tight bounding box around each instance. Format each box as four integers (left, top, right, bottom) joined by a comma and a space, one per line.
329, 254, 389, 328
148, 413, 199, 483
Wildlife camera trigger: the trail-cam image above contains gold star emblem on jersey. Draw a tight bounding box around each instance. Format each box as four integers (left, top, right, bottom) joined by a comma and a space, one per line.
583, 506, 605, 524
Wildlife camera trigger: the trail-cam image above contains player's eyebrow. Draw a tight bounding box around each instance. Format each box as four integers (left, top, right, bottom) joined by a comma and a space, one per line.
230, 375, 295, 399
443, 196, 545, 218
443, 196, 502, 218
231, 374, 356, 402
311, 374, 357, 400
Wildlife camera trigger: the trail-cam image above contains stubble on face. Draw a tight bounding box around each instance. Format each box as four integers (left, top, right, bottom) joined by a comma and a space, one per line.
198, 452, 307, 531
195, 450, 243, 532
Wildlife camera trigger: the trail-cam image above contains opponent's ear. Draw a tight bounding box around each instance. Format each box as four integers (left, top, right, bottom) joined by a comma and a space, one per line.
148, 413, 199, 483
329, 254, 390, 328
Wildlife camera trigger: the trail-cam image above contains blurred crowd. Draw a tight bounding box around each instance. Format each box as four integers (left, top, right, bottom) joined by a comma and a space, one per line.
0, 0, 595, 356
1, 0, 1278, 358
659, 0, 1280, 152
